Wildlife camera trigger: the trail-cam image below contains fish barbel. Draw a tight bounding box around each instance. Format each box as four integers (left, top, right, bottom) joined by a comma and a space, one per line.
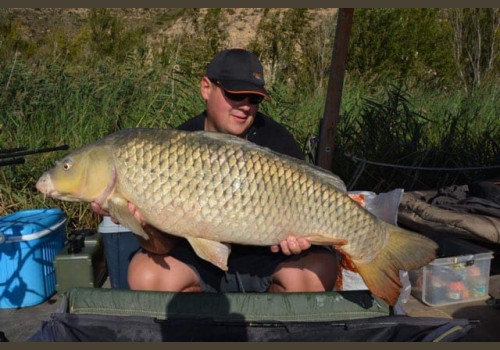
36, 128, 437, 305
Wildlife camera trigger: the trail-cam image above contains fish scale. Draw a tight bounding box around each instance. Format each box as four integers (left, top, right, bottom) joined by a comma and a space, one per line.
36, 127, 438, 305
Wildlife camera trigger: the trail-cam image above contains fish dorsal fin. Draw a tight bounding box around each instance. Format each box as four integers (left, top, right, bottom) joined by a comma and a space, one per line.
299, 163, 347, 192
196, 130, 248, 145
108, 197, 149, 240
186, 237, 231, 271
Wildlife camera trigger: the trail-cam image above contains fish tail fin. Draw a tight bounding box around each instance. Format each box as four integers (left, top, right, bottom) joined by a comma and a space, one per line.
354, 224, 438, 306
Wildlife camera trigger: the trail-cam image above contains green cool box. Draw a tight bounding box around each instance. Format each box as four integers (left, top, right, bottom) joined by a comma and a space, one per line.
54, 234, 107, 294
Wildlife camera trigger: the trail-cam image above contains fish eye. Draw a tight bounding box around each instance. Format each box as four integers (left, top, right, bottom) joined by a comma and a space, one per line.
61, 158, 73, 170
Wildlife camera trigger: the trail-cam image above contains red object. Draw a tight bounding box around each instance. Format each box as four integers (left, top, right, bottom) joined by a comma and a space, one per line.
448, 281, 465, 292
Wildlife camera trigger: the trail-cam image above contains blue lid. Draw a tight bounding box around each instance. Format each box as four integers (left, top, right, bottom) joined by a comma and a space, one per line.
0, 208, 66, 237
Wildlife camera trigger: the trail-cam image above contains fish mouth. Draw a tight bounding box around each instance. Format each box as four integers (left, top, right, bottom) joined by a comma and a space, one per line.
35, 174, 64, 200
37, 187, 79, 202
35, 174, 52, 195
35, 179, 56, 199
35, 176, 81, 202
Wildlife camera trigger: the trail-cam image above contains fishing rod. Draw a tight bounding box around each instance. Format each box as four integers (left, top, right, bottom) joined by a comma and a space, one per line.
0, 157, 25, 167
0, 147, 27, 154
0, 145, 69, 160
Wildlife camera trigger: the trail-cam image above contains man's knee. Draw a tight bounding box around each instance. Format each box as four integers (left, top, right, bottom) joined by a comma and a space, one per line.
127, 251, 159, 290
308, 248, 338, 288
127, 251, 201, 292
270, 248, 338, 292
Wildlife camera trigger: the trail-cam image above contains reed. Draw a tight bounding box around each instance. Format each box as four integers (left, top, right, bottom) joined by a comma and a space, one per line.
0, 56, 498, 231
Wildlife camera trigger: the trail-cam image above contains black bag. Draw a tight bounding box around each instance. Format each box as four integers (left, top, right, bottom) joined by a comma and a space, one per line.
29, 287, 475, 342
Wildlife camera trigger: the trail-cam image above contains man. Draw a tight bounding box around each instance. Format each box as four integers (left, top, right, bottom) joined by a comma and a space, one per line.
92, 48, 338, 293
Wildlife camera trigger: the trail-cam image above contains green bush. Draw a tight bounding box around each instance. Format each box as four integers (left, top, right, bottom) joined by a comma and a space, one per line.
347, 9, 456, 87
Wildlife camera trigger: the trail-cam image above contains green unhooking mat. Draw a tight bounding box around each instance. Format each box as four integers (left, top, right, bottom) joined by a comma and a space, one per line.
29, 287, 476, 341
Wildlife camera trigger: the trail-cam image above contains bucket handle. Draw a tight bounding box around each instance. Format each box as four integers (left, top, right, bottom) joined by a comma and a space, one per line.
0, 219, 66, 244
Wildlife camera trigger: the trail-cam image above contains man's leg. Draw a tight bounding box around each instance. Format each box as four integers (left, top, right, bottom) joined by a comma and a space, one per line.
128, 250, 201, 292
268, 247, 338, 292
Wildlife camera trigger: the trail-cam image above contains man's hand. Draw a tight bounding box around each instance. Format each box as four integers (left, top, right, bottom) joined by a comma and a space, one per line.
127, 202, 143, 224
90, 202, 120, 225
90, 201, 111, 217
271, 236, 311, 255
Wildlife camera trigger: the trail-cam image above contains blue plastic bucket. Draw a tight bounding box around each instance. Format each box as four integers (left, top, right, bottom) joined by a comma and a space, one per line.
0, 208, 66, 308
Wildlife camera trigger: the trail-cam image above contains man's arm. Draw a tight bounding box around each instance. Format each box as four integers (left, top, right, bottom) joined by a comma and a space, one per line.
90, 202, 180, 255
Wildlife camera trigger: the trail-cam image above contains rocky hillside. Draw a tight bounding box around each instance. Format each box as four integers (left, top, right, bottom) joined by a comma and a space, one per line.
2, 8, 336, 49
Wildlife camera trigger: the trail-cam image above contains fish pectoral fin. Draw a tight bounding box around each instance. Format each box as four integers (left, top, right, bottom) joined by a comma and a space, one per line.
304, 234, 348, 246
108, 197, 148, 240
186, 237, 231, 271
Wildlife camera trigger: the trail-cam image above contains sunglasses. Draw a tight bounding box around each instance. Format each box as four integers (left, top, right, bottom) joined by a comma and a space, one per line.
212, 80, 264, 105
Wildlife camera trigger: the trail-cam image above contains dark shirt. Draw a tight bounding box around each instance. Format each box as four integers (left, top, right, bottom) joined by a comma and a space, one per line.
177, 111, 304, 160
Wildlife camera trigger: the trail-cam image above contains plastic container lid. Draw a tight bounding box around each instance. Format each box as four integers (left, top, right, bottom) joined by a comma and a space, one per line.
98, 216, 132, 233
0, 208, 66, 243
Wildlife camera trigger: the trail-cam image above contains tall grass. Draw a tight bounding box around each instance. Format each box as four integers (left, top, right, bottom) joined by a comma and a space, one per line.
0, 56, 204, 230
332, 81, 500, 192
1, 55, 499, 231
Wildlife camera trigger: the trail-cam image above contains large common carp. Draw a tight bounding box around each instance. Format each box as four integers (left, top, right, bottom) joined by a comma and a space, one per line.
36, 128, 437, 305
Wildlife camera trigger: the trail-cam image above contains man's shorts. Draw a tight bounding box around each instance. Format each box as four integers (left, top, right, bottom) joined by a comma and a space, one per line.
168, 240, 335, 292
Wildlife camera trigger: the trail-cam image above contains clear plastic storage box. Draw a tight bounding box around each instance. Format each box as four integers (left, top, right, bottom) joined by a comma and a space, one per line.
409, 236, 493, 306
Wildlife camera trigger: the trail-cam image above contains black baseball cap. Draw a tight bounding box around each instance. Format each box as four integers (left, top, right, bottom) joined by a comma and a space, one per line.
205, 48, 270, 101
